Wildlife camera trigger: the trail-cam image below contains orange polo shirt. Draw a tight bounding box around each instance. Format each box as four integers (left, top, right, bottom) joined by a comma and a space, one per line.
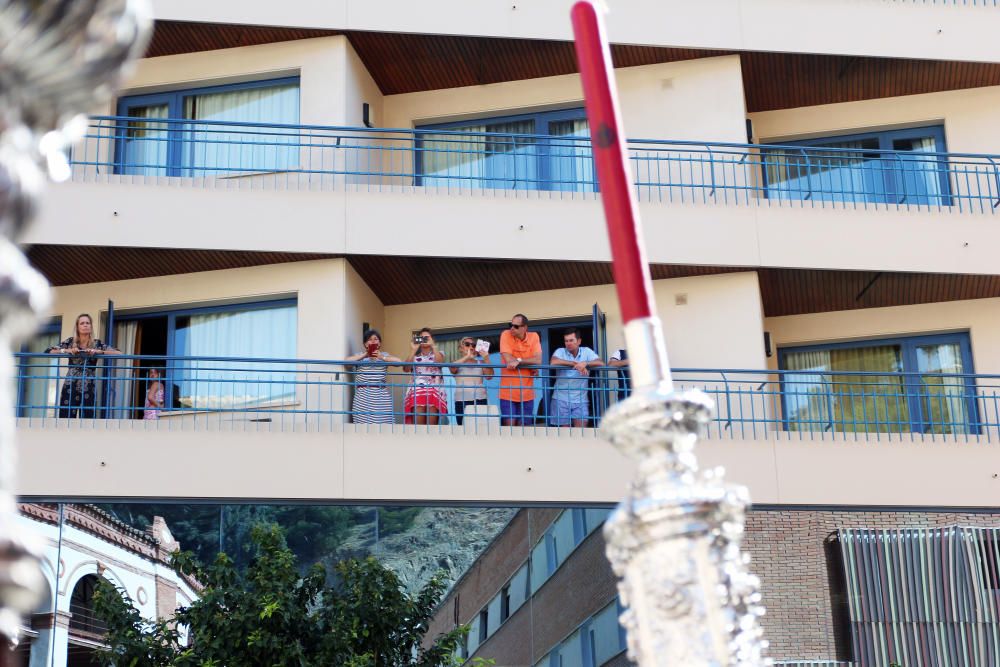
499, 330, 542, 401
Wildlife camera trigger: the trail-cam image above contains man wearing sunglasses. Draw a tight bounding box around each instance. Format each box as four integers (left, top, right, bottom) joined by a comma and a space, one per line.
499, 313, 542, 426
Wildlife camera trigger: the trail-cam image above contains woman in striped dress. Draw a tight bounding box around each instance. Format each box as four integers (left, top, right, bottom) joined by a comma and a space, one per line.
345, 330, 401, 424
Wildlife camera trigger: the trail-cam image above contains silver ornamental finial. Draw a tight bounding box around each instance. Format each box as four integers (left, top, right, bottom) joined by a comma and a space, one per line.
601, 322, 771, 666
0, 0, 152, 646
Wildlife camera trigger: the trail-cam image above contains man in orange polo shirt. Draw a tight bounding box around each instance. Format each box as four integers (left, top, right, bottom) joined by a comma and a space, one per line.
499, 313, 542, 426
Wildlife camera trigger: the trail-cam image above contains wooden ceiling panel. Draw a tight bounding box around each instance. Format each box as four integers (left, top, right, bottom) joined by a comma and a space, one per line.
23, 246, 1000, 316
144, 21, 1000, 112
26, 246, 332, 286
147, 21, 338, 58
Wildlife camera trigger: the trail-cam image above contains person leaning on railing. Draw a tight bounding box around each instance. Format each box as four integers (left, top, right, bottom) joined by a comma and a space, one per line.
345, 329, 401, 424
452, 336, 493, 425
45, 313, 121, 419
404, 327, 447, 426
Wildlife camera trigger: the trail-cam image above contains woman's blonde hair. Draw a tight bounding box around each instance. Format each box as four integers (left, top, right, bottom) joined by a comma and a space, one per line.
74, 313, 94, 345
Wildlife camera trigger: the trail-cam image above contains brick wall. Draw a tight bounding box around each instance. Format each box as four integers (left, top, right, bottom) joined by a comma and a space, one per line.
746, 508, 1000, 662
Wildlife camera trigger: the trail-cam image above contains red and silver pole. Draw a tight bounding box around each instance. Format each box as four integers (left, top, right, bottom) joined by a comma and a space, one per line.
571, 3, 770, 665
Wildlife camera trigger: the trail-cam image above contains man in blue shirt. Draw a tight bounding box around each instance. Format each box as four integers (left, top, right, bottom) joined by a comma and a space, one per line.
549, 328, 603, 427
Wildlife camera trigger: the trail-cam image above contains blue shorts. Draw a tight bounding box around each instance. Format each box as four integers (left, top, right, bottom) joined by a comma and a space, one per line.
550, 398, 590, 426
500, 398, 533, 425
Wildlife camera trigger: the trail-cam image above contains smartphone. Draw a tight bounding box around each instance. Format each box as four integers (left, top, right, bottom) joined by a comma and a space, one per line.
366, 341, 379, 357
475, 339, 490, 354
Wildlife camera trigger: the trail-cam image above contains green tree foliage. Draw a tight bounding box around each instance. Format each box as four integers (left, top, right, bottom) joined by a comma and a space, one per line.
93, 524, 468, 667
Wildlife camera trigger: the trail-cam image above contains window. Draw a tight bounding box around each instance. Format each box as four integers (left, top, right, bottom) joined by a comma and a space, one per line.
500, 584, 511, 622
111, 299, 297, 414
69, 575, 108, 637
17, 318, 61, 418
116, 77, 300, 177
763, 125, 950, 206
478, 609, 489, 643
417, 108, 593, 192
778, 332, 977, 434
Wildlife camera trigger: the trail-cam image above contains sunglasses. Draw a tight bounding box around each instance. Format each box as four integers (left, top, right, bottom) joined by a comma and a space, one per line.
509, 322, 525, 329
462, 341, 475, 347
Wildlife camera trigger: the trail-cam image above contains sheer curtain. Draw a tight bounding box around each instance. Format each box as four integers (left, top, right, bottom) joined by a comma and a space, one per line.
174, 306, 297, 409
19, 331, 60, 418
916, 342, 969, 434
123, 104, 169, 176
766, 139, 880, 203
783, 349, 834, 432
422, 120, 536, 190
549, 119, 594, 193
894, 136, 943, 206
183, 83, 300, 176
108, 321, 139, 418
783, 345, 908, 433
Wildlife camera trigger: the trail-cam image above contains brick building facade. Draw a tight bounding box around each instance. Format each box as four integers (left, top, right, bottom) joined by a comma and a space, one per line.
431, 507, 1000, 665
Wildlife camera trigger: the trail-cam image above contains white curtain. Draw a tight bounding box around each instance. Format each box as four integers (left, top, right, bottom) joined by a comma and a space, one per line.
174, 306, 297, 409
782, 349, 834, 430
421, 120, 536, 190
916, 342, 969, 434
549, 119, 593, 192
895, 136, 943, 205
123, 104, 169, 176
183, 83, 300, 177
19, 331, 60, 418
766, 140, 880, 203
107, 320, 139, 417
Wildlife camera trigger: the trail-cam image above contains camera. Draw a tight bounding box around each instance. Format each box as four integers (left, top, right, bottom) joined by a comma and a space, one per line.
412, 335, 427, 345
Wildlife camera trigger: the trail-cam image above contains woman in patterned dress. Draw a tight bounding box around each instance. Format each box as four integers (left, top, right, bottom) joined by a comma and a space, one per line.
404, 327, 447, 425
46, 313, 121, 418
345, 329, 401, 424
143, 367, 165, 420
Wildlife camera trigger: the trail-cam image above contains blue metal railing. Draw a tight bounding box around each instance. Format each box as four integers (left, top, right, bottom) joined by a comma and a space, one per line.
68, 116, 1000, 213
13, 353, 1000, 440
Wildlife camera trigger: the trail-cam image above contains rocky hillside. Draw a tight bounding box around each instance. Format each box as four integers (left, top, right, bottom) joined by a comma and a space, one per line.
331, 506, 517, 593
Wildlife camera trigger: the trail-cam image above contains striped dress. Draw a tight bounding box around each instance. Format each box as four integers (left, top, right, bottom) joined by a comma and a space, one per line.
352, 358, 394, 424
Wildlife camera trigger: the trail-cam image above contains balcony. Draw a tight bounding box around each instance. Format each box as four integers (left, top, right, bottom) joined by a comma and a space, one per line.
15, 353, 1000, 507
14, 353, 998, 438
70, 116, 1000, 213
34, 116, 1000, 274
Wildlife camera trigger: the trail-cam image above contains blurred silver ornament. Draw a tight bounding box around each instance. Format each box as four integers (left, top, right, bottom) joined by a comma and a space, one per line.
602, 319, 770, 666
0, 0, 152, 646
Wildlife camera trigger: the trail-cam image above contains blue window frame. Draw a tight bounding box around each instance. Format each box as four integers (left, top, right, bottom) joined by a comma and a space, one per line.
113, 298, 297, 412
115, 76, 301, 177
17, 318, 62, 418
777, 332, 978, 435
416, 108, 594, 191
763, 125, 951, 206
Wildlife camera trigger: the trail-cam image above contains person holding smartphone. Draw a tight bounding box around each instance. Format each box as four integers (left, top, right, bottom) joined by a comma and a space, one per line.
404, 327, 446, 425
345, 329, 401, 424
452, 336, 493, 425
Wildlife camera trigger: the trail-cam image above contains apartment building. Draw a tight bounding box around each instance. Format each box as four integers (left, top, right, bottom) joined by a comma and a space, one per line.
12, 1, 1000, 664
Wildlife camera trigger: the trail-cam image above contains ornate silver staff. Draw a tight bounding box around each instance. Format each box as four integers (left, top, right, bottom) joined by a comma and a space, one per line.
570, 3, 770, 665
0, 0, 151, 648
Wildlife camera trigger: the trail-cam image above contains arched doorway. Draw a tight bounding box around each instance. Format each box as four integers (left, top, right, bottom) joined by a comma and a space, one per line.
67, 574, 106, 667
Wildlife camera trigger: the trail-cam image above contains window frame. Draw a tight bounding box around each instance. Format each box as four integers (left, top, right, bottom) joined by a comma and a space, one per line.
777, 331, 978, 435
114, 76, 301, 177
761, 124, 952, 205
415, 107, 590, 191
17, 318, 63, 418
113, 297, 297, 411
